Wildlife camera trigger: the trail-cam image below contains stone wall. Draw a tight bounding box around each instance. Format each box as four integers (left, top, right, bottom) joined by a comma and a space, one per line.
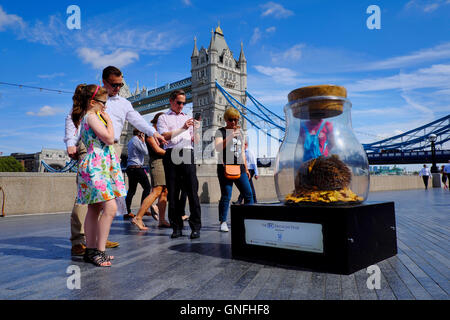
0, 172, 437, 216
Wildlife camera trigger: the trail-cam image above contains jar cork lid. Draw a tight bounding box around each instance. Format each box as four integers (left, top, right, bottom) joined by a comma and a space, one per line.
288, 85, 347, 119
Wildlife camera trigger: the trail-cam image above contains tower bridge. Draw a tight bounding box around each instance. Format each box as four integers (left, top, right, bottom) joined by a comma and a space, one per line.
126, 24, 247, 136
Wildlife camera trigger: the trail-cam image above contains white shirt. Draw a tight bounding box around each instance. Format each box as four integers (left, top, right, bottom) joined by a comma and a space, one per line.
419, 167, 431, 176
156, 109, 193, 149
245, 149, 259, 176
64, 94, 156, 148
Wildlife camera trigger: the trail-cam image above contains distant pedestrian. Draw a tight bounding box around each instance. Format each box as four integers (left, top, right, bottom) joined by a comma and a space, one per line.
419, 164, 431, 190
71, 84, 127, 267
236, 142, 258, 204
124, 129, 154, 221
443, 160, 450, 190
440, 165, 448, 189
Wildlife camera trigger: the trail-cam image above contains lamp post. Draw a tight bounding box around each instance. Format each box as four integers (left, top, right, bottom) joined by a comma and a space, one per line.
428, 134, 438, 173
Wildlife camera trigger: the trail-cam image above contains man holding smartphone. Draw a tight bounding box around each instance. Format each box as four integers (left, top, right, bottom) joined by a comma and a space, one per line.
157, 90, 202, 239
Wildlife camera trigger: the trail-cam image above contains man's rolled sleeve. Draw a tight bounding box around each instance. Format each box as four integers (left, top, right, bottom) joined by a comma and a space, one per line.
64, 113, 79, 148
126, 103, 156, 137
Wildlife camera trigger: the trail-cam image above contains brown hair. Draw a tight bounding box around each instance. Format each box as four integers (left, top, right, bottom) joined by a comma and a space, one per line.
169, 89, 185, 101
132, 128, 142, 136
151, 112, 165, 124
102, 66, 122, 80
71, 84, 107, 128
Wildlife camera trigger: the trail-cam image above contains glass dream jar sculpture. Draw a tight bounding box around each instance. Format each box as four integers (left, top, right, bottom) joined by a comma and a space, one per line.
274, 85, 369, 205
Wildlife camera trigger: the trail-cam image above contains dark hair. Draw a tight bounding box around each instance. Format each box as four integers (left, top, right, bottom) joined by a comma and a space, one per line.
169, 89, 186, 101
102, 66, 122, 80
133, 128, 142, 136
71, 84, 107, 128
151, 112, 165, 124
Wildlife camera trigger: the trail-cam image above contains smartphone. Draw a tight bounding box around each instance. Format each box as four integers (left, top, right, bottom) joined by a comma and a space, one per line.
97, 111, 107, 125
194, 113, 201, 121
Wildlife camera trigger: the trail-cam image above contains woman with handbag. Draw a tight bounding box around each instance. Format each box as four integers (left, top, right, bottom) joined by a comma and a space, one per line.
215, 108, 254, 232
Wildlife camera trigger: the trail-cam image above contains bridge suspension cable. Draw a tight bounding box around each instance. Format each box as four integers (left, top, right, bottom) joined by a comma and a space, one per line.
215, 82, 283, 142
0, 82, 72, 94
40, 160, 78, 173
245, 90, 285, 124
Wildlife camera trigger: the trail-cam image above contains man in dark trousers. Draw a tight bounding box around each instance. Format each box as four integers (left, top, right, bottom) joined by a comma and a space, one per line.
157, 90, 202, 239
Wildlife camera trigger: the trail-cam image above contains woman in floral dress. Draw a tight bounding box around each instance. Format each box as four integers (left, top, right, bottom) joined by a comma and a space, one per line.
71, 84, 127, 267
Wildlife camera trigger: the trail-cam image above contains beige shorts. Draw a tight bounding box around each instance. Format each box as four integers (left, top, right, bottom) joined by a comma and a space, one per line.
150, 158, 166, 187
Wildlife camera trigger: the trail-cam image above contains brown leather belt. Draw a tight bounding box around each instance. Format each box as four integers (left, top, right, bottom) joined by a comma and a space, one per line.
127, 165, 143, 169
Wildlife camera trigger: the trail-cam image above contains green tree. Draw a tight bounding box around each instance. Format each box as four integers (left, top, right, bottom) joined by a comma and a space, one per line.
0, 157, 25, 172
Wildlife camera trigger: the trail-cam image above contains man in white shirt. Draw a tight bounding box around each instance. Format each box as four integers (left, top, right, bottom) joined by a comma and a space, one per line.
64, 66, 167, 255
418, 164, 431, 190
157, 89, 202, 239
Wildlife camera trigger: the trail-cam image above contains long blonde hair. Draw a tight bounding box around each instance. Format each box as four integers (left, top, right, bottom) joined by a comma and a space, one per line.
71, 84, 107, 128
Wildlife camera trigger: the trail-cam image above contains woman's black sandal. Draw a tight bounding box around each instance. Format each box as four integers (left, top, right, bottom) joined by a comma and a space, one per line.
83, 248, 111, 267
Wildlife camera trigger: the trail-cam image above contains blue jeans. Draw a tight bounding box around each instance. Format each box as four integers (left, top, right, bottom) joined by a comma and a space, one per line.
217, 165, 254, 222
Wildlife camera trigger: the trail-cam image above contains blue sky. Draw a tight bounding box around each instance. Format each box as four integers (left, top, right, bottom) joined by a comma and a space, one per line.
0, 0, 449, 158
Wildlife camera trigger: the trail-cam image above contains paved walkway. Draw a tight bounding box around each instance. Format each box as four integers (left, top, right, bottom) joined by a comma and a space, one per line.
0, 189, 448, 300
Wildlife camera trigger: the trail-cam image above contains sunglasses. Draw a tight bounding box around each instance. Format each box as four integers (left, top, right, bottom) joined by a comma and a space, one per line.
176, 101, 186, 106
107, 81, 124, 89
227, 118, 239, 122
94, 99, 107, 106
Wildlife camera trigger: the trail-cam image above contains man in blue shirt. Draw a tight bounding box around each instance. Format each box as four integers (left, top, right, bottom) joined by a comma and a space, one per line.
124, 129, 153, 219
236, 142, 258, 204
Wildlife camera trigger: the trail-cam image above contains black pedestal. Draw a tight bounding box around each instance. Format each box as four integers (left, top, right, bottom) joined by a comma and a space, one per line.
230, 202, 397, 275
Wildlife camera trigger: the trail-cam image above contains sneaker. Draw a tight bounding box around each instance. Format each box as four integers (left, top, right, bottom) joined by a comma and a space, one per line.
105, 240, 120, 248
220, 222, 229, 232
71, 243, 86, 256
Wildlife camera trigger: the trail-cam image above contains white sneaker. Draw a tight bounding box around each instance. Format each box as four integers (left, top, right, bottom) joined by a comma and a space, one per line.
220, 222, 229, 232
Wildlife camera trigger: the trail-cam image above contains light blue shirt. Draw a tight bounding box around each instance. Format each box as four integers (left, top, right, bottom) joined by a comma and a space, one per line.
127, 135, 148, 167
245, 149, 258, 176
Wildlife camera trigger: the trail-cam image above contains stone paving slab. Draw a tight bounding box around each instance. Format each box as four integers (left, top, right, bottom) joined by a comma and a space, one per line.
0, 189, 448, 300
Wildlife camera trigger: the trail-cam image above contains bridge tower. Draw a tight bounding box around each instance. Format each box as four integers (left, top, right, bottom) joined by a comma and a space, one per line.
191, 24, 248, 158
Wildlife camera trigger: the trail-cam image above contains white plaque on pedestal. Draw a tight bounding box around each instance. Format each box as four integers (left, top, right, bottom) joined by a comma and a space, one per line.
244, 219, 324, 253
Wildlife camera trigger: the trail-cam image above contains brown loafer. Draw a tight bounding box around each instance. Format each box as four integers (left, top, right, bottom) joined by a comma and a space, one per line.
123, 213, 135, 220
71, 243, 86, 256
105, 240, 120, 248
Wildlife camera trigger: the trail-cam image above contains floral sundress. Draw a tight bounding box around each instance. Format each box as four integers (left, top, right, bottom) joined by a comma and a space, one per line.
76, 114, 127, 204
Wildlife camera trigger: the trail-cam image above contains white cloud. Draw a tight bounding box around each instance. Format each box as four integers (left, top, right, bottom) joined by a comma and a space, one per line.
0, 6, 25, 31
38, 72, 65, 79
405, 0, 450, 12
250, 26, 277, 45
362, 42, 450, 71
347, 64, 450, 92
271, 44, 304, 64
261, 2, 294, 19
26, 106, 64, 117
1, 7, 183, 69
182, 0, 192, 6
77, 48, 139, 70
254, 65, 299, 85
250, 28, 262, 44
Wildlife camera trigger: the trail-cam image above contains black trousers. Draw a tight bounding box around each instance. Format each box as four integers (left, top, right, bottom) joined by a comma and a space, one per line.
237, 169, 257, 204
125, 167, 151, 214
422, 176, 429, 189
163, 149, 201, 232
